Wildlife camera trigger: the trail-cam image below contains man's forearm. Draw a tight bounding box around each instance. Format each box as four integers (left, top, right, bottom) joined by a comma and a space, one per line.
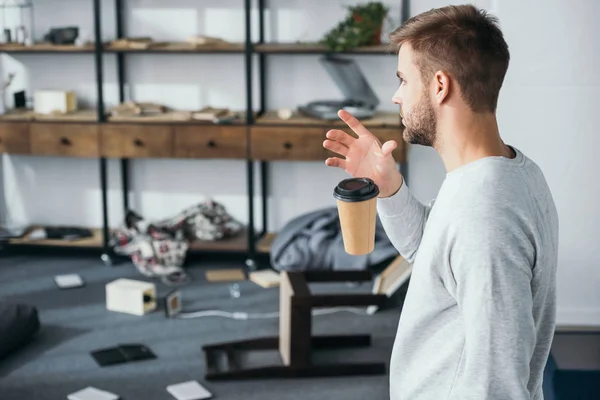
377, 182, 433, 264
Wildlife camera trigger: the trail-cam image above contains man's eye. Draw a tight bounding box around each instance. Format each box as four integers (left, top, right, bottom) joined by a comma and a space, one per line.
399, 78, 405, 85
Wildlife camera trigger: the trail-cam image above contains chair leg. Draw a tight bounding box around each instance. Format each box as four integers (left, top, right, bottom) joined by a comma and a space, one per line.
202, 336, 279, 352
311, 334, 372, 349
205, 362, 386, 381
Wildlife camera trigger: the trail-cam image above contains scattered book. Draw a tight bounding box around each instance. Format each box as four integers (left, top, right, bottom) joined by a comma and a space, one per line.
205, 269, 246, 282
54, 274, 85, 289
167, 380, 212, 400
67, 386, 119, 400
249, 269, 280, 288
367, 256, 413, 314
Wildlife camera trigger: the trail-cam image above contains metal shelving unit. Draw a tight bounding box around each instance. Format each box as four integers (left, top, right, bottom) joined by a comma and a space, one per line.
0, 0, 409, 270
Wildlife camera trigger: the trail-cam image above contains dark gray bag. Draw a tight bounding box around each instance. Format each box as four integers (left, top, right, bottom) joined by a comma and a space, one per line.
0, 302, 40, 360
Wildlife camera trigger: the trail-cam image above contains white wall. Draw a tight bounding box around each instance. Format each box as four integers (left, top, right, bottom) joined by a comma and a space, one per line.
1, 0, 599, 326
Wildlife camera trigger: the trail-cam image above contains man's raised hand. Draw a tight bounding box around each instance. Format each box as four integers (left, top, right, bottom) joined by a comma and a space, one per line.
323, 110, 403, 198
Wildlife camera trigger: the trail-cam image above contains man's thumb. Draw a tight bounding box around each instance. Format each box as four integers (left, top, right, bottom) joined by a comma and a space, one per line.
381, 140, 397, 157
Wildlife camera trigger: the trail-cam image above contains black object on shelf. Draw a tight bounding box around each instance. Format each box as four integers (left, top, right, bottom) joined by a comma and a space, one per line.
13, 91, 26, 108
43, 26, 79, 45
40, 227, 93, 240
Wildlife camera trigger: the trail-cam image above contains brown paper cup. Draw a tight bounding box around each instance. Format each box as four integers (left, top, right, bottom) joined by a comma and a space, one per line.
334, 178, 380, 255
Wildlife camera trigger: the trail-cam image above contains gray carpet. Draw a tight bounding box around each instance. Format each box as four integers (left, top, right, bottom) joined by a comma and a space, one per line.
0, 254, 401, 400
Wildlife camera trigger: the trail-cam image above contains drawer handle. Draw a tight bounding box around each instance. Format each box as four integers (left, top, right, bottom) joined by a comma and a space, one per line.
207, 140, 217, 148
283, 141, 293, 150
133, 139, 144, 147
60, 137, 71, 146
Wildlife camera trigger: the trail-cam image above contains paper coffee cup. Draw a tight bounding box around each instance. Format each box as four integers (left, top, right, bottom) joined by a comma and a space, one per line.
333, 177, 379, 255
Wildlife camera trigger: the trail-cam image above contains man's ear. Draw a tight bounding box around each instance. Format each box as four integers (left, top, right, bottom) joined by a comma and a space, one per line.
433, 71, 450, 105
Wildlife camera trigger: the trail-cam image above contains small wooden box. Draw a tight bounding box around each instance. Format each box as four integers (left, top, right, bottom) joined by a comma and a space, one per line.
106, 278, 156, 316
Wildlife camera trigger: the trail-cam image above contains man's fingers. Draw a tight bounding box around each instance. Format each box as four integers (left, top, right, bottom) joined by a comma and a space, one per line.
323, 139, 349, 157
338, 109, 373, 137
325, 129, 355, 146
325, 157, 347, 169
381, 140, 398, 157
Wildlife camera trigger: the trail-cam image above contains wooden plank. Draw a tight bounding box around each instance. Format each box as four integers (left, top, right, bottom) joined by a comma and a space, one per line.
0, 43, 95, 52
286, 272, 311, 298
33, 110, 98, 122
257, 232, 277, 253
377, 256, 412, 296
249, 269, 280, 288
256, 110, 401, 128
0, 110, 36, 121
108, 111, 194, 123
1, 110, 97, 122
106, 41, 244, 53
254, 43, 394, 54
9, 227, 103, 247
205, 269, 246, 282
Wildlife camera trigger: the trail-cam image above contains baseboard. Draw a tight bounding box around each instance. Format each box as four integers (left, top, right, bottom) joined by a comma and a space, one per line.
556, 307, 600, 329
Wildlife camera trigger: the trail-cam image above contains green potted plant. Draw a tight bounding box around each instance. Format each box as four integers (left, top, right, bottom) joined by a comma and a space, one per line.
321, 2, 389, 52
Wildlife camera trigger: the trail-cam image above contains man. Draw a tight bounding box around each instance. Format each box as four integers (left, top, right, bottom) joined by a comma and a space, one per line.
323, 4, 559, 400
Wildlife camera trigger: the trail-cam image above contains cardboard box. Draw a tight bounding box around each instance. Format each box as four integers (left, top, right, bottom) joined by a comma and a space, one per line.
34, 90, 77, 114
106, 278, 156, 316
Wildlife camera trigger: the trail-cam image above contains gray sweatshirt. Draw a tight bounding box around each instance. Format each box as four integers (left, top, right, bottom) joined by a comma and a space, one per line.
377, 146, 559, 400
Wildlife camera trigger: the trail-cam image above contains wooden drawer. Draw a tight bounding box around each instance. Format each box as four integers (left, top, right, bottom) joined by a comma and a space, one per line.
101, 124, 173, 158
250, 126, 329, 161
174, 125, 247, 159
30, 123, 99, 157
0, 122, 30, 154
371, 128, 407, 163
250, 125, 406, 162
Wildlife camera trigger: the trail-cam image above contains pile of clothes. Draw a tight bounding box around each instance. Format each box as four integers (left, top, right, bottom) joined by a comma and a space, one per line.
109, 200, 243, 285
270, 207, 399, 272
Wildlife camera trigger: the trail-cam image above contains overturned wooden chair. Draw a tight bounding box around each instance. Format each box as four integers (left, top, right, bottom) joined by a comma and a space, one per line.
202, 270, 388, 380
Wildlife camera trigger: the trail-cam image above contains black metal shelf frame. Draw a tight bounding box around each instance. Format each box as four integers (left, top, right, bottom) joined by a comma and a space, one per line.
97, 0, 263, 268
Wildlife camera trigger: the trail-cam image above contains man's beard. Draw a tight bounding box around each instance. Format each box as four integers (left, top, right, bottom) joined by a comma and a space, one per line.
401, 90, 437, 147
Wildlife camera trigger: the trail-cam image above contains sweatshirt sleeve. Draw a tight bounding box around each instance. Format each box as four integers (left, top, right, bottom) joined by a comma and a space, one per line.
448, 211, 536, 400
377, 182, 435, 263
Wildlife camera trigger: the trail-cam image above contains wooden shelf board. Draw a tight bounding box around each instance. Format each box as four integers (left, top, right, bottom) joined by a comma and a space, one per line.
107, 110, 247, 124
9, 226, 104, 247
0, 109, 98, 122
0, 43, 95, 53
255, 110, 401, 128
257, 232, 277, 254
0, 110, 35, 121
189, 228, 248, 252
255, 43, 394, 54
34, 110, 98, 122
106, 41, 245, 53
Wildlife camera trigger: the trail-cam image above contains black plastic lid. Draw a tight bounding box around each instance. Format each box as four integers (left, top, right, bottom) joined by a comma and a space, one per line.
333, 178, 379, 202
